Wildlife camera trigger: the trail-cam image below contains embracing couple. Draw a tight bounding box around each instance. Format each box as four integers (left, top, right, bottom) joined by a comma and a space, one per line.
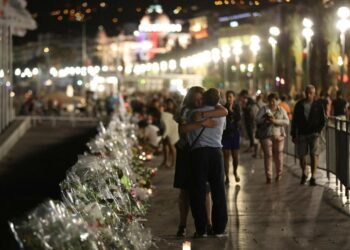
174, 87, 228, 238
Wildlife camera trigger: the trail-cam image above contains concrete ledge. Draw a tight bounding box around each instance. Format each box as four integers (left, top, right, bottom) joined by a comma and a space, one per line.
0, 117, 31, 160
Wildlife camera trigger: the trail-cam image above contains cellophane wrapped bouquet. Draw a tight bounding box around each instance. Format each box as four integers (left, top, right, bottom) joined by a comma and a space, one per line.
10, 117, 156, 249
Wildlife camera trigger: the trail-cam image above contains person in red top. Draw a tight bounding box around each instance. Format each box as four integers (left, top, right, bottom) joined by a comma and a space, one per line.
279, 94, 292, 120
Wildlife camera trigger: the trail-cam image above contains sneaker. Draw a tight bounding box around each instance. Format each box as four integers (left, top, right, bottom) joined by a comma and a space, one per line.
206, 224, 214, 236
193, 232, 207, 238
309, 177, 317, 186
300, 174, 307, 185
176, 225, 186, 237
214, 231, 228, 238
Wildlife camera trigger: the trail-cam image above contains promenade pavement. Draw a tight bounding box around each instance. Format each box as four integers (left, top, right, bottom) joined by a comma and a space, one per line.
146, 151, 350, 250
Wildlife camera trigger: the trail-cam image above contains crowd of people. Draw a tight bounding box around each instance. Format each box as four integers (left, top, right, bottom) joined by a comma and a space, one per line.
17, 83, 347, 238
16, 90, 118, 117
124, 84, 350, 238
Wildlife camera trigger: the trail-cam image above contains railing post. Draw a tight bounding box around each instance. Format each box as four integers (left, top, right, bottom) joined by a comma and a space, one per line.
51, 116, 56, 127
32, 116, 36, 127
335, 118, 339, 192
71, 116, 76, 128
326, 121, 330, 181
346, 120, 350, 202
340, 119, 344, 194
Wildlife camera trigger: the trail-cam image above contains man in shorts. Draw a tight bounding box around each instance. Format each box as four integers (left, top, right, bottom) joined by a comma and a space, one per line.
291, 85, 326, 186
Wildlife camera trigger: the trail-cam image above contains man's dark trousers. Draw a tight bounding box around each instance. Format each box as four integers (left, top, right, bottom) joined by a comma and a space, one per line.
189, 147, 228, 234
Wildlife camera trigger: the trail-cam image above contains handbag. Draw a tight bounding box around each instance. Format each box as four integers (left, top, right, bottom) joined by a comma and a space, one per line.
255, 122, 270, 140
174, 127, 205, 189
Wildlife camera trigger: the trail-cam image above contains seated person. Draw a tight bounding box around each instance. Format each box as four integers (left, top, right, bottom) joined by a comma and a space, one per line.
137, 120, 161, 153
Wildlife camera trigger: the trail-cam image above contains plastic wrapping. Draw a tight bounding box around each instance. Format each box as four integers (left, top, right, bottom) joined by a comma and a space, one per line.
10, 117, 155, 249
9, 200, 103, 250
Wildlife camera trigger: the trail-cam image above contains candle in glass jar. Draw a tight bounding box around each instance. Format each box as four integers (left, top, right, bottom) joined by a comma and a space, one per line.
182, 241, 191, 250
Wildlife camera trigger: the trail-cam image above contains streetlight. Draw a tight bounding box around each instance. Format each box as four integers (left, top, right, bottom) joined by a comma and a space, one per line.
269, 26, 280, 87
211, 48, 221, 64
232, 40, 243, 88
250, 35, 260, 91
336, 6, 350, 84
302, 18, 314, 85
168, 59, 177, 72
269, 26, 280, 37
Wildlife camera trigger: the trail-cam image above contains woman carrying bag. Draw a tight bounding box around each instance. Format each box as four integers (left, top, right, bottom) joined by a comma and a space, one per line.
255, 93, 289, 184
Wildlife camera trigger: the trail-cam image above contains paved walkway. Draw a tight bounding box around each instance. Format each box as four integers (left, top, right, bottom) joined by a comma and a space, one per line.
146, 152, 350, 250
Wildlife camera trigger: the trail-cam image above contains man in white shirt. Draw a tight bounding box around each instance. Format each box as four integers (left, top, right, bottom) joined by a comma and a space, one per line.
138, 120, 161, 150
188, 88, 228, 237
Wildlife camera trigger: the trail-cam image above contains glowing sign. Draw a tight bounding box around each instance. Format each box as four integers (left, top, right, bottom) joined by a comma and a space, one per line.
138, 23, 182, 32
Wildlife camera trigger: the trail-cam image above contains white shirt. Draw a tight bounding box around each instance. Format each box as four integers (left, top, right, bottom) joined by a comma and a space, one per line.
143, 124, 161, 147
161, 111, 179, 145
188, 106, 226, 149
304, 101, 312, 120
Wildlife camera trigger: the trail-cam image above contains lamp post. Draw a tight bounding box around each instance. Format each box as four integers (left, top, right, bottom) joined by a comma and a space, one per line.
302, 18, 314, 85
232, 40, 242, 89
269, 26, 280, 87
336, 7, 350, 84
250, 35, 260, 91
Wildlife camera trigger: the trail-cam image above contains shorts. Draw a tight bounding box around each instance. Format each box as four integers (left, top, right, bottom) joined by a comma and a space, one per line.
296, 134, 320, 157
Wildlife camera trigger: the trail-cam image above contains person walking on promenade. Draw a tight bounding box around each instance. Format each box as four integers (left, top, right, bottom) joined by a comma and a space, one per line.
222, 91, 241, 185
332, 90, 348, 119
319, 90, 332, 117
188, 88, 228, 237
239, 90, 259, 156
279, 94, 292, 120
256, 93, 289, 184
174, 86, 227, 237
291, 85, 326, 186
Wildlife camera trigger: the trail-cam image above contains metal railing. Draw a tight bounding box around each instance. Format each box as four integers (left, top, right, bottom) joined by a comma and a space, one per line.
15, 115, 99, 128
283, 117, 350, 202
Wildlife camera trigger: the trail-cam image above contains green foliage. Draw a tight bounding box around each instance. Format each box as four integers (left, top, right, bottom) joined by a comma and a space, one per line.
288, 14, 303, 72
203, 74, 223, 89
324, 14, 340, 66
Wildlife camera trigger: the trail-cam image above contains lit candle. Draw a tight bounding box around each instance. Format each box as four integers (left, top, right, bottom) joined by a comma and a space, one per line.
182, 241, 191, 250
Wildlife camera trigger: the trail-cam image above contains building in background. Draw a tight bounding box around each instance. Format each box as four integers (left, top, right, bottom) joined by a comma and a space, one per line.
0, 0, 36, 134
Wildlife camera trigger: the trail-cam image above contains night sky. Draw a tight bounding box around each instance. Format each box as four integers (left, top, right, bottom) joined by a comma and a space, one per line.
15, 0, 209, 43
15, 0, 299, 44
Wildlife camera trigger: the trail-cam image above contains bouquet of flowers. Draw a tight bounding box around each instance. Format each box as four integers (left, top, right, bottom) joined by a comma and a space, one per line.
9, 200, 103, 250
10, 117, 154, 249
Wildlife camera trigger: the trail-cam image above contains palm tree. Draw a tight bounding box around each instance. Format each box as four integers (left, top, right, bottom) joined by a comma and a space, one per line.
286, 13, 303, 93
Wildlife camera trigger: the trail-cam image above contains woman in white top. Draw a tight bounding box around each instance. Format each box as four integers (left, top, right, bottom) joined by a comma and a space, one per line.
160, 98, 179, 168
256, 93, 289, 184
